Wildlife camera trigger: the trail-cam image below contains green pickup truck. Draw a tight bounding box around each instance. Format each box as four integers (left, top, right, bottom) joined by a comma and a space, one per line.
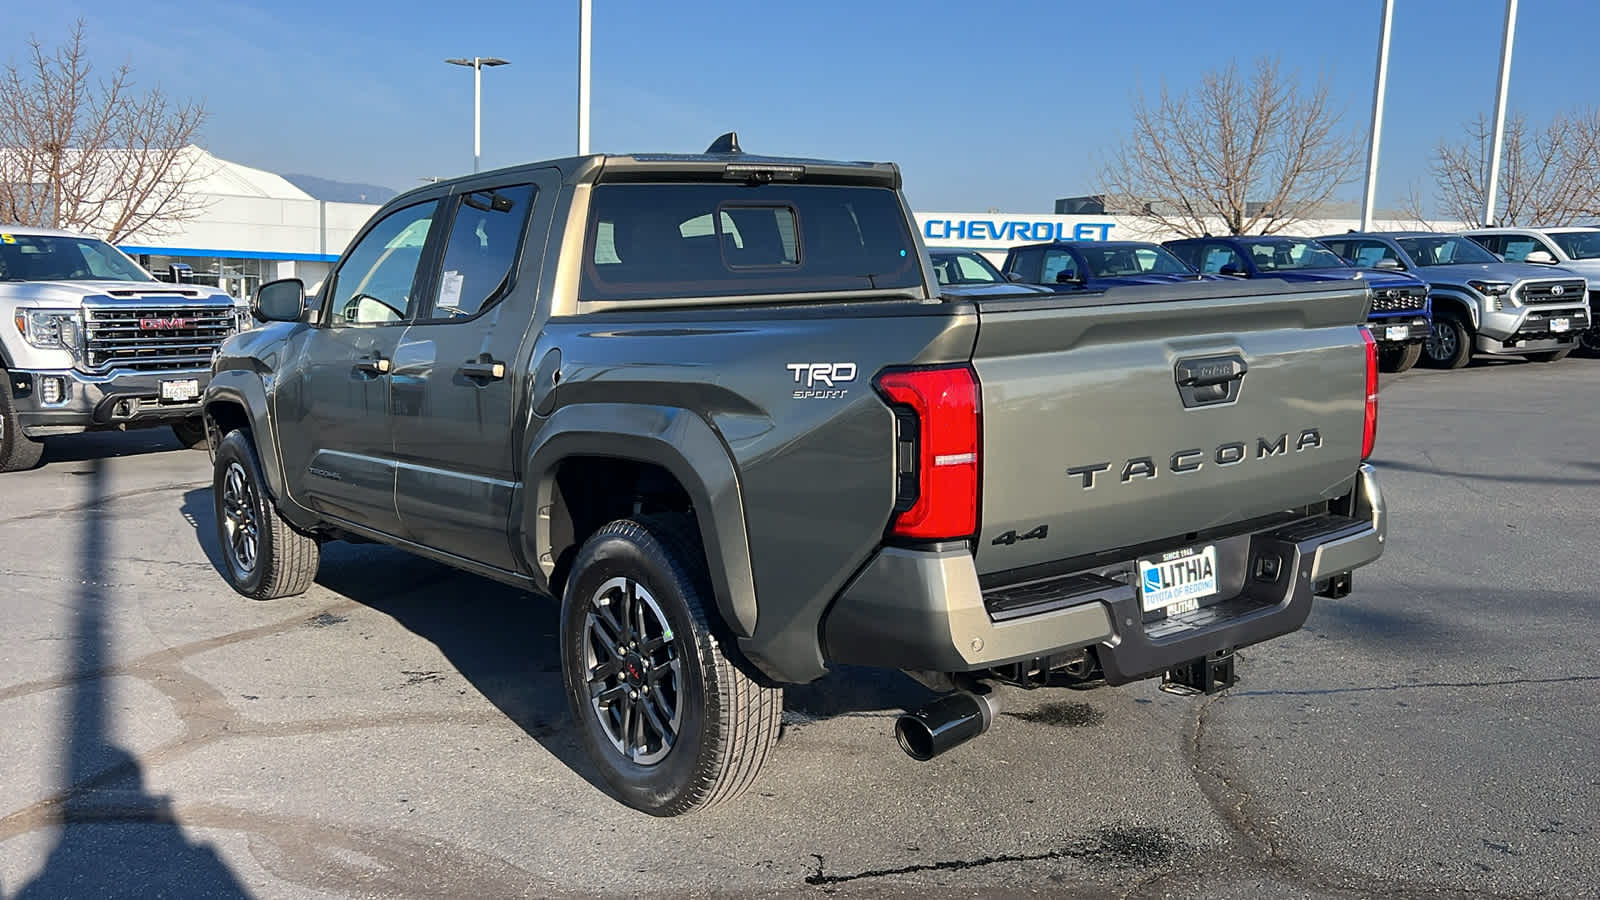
203, 135, 1387, 816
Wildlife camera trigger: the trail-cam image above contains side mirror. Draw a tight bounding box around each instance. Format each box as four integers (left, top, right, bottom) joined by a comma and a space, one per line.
254, 278, 306, 323
1218, 265, 1248, 277
1372, 258, 1404, 270
1005, 271, 1026, 283
1525, 249, 1557, 264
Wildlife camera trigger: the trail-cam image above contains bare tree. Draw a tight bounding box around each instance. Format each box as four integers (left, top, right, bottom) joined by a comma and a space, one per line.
1097, 57, 1361, 237
1419, 109, 1600, 227
0, 20, 208, 242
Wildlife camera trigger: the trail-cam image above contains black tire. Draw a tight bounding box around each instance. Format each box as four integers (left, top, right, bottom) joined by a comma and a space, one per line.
1578, 326, 1600, 357
560, 514, 781, 817
172, 417, 210, 450
1524, 348, 1572, 363
213, 430, 320, 599
1422, 313, 1472, 369
1379, 342, 1423, 374
0, 377, 46, 473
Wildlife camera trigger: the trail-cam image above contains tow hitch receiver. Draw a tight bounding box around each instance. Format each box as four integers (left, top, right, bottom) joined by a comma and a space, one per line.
1160, 649, 1237, 696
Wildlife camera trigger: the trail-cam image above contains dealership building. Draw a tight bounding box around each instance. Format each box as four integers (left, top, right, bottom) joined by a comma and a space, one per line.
104, 148, 1428, 294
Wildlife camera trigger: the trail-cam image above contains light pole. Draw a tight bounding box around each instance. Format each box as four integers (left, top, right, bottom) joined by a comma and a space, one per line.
1483, 0, 1518, 226
578, 0, 592, 155
445, 56, 510, 173
1359, 0, 1394, 233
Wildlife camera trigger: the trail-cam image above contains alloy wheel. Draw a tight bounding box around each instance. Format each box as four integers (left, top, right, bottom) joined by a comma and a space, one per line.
583, 576, 683, 766
221, 461, 261, 577
1425, 321, 1457, 361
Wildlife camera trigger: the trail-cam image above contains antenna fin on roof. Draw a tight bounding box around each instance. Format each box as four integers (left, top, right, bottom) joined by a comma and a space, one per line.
706, 132, 742, 154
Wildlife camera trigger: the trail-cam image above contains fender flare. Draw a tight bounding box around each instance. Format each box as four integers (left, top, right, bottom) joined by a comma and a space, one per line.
1426, 289, 1480, 330
524, 403, 759, 638
204, 371, 293, 509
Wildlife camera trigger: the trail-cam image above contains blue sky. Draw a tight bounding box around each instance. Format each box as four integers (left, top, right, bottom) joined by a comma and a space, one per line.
4, 0, 1597, 213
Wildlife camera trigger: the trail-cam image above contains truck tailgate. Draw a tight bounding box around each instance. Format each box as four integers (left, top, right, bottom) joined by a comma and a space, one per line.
969, 280, 1372, 578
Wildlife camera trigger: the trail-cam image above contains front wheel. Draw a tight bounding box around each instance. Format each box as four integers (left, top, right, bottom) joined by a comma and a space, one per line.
1379, 343, 1423, 373
0, 378, 45, 473
212, 430, 320, 599
560, 515, 781, 816
1578, 325, 1600, 357
1423, 314, 1472, 369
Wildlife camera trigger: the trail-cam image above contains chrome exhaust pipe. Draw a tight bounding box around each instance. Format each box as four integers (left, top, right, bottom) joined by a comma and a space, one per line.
895, 689, 1001, 761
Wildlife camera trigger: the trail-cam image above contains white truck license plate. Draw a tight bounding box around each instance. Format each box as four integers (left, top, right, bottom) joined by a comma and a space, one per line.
160, 378, 200, 402
1551, 317, 1571, 333
1385, 325, 1409, 341
1138, 545, 1219, 615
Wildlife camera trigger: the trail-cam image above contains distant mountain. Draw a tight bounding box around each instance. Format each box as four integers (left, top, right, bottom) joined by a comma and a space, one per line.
282, 174, 398, 205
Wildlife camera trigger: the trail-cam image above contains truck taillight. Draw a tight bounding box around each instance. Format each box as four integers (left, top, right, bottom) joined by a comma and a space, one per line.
1361, 326, 1378, 460
874, 366, 980, 541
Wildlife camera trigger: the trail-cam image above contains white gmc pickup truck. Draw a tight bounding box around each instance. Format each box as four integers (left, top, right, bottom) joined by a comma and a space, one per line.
1, 224, 251, 471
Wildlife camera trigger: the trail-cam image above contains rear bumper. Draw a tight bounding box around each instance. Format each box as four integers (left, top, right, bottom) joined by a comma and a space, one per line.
8, 367, 209, 437
822, 465, 1386, 682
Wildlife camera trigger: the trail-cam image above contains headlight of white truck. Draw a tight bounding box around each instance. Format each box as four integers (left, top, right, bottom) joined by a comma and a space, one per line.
13, 309, 82, 352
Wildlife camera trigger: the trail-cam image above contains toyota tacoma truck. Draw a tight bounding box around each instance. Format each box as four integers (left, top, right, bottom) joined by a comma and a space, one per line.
1462, 226, 1600, 356
1163, 235, 1433, 373
1, 225, 250, 471
1317, 231, 1589, 368
203, 134, 1388, 817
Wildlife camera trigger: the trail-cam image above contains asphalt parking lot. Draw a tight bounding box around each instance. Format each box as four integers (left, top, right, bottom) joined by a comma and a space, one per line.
1, 356, 1597, 899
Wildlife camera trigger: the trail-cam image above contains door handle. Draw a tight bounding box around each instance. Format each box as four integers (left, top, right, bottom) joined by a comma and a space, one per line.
459, 357, 507, 382
354, 356, 392, 377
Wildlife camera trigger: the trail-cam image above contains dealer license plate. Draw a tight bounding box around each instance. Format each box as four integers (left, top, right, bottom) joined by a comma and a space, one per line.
1385, 325, 1409, 341
1551, 317, 1571, 333
160, 378, 200, 403
1138, 545, 1219, 616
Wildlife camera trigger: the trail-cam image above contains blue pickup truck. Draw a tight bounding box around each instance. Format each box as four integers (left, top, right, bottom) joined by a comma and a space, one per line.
999, 241, 1214, 290
1163, 235, 1433, 373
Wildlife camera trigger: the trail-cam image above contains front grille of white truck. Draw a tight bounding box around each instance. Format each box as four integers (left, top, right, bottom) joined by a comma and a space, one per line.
1518, 279, 1587, 304
82, 302, 237, 372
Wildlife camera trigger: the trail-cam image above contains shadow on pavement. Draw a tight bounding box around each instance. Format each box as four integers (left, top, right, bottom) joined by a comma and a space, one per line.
38, 427, 188, 465
17, 460, 246, 898
178, 486, 936, 796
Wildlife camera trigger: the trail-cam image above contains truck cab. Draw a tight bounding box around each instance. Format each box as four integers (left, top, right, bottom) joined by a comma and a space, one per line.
1462, 226, 1600, 356
0, 225, 250, 471
1163, 235, 1433, 373
1318, 231, 1589, 369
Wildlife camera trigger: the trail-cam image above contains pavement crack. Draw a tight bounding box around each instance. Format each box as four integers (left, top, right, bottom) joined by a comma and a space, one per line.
0, 481, 209, 524
1233, 673, 1600, 698
803, 827, 1182, 886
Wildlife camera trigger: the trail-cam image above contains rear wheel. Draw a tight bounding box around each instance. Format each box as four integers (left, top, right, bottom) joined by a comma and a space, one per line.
1423, 313, 1472, 369
1378, 343, 1423, 373
1524, 348, 1571, 363
0, 378, 45, 473
172, 417, 209, 450
560, 514, 781, 816
213, 430, 320, 599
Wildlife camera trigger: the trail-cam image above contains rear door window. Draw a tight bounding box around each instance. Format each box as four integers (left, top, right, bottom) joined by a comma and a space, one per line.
425, 184, 537, 320
581, 183, 920, 301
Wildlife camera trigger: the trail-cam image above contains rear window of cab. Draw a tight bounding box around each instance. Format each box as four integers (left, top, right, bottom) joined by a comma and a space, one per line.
580, 183, 921, 302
